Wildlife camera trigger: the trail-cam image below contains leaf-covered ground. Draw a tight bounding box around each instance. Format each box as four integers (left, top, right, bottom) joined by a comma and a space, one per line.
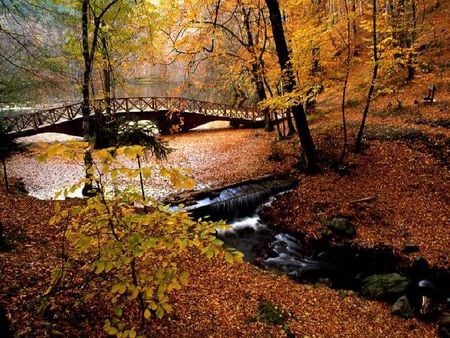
8, 127, 295, 200
0, 122, 447, 337
2, 3, 450, 334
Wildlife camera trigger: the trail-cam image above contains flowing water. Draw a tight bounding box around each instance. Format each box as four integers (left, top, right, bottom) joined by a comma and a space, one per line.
184, 177, 450, 323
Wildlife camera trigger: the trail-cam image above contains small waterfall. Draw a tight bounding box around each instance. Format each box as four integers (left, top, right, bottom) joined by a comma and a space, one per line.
186, 178, 297, 221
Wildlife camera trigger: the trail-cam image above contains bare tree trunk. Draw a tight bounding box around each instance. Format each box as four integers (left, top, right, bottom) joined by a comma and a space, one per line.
355, 0, 379, 152
266, 0, 318, 171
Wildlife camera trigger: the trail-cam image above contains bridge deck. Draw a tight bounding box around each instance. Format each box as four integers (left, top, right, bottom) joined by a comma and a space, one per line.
0, 97, 263, 137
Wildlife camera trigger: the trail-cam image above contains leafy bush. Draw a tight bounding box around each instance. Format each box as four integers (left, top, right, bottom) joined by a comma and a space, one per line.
42, 142, 243, 336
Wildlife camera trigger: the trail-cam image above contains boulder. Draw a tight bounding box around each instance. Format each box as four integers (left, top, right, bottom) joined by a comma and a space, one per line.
391, 295, 414, 318
439, 313, 450, 338
0, 305, 12, 338
403, 242, 420, 254
324, 218, 356, 238
361, 273, 410, 299
418, 295, 440, 320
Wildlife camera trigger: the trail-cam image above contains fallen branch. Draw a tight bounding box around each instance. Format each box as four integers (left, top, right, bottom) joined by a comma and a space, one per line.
350, 196, 377, 204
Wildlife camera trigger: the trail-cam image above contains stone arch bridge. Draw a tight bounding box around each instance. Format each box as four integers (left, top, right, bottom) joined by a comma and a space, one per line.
1, 97, 264, 138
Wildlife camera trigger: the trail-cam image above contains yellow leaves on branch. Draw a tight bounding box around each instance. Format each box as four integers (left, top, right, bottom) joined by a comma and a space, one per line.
37, 141, 89, 162
160, 167, 195, 191
117, 146, 145, 160
43, 140, 243, 336
259, 91, 304, 111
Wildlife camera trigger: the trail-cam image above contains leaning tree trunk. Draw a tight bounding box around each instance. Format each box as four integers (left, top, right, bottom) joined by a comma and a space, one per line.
265, 0, 318, 172
137, 155, 146, 201
355, 0, 379, 153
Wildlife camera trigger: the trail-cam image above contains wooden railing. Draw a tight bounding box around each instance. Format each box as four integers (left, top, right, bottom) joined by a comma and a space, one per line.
0, 97, 262, 135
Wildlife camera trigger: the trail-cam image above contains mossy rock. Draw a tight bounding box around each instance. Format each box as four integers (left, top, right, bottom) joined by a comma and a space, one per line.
324, 218, 356, 238
254, 299, 284, 326
362, 273, 410, 299
438, 313, 450, 338
391, 295, 414, 318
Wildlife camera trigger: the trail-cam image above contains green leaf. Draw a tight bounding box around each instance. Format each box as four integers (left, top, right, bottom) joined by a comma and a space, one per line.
105, 261, 114, 273
162, 302, 173, 313
95, 261, 105, 274
212, 238, 223, 246
115, 306, 123, 317
156, 306, 164, 319
204, 247, 215, 259
106, 326, 118, 336
225, 251, 234, 264
141, 167, 152, 179
179, 272, 189, 286
144, 308, 151, 319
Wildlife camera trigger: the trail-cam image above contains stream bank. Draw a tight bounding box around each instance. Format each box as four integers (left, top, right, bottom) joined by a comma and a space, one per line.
181, 176, 450, 335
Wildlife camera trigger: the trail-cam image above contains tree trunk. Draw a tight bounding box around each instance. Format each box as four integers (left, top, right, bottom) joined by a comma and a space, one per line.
355, 0, 379, 153
273, 111, 283, 138
242, 7, 273, 132
1, 158, 9, 193
81, 0, 91, 139
253, 64, 273, 131
81, 1, 108, 140
339, 0, 352, 163
137, 155, 146, 201
285, 109, 296, 135
351, 0, 358, 34
101, 33, 112, 116
94, 32, 112, 148
265, 0, 318, 171
82, 148, 96, 197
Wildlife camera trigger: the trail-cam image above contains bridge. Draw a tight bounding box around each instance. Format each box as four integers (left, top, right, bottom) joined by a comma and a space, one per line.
0, 96, 264, 137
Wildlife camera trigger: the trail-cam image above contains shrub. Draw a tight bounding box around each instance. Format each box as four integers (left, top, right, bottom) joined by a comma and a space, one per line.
42, 143, 243, 335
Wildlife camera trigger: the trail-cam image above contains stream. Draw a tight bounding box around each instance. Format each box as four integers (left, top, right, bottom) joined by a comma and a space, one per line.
183, 176, 450, 330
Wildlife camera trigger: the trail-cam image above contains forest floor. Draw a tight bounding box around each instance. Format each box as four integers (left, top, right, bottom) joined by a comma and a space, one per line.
0, 110, 448, 337
1, 2, 450, 336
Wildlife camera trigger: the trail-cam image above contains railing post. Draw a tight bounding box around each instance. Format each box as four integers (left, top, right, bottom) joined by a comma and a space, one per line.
32, 113, 38, 129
